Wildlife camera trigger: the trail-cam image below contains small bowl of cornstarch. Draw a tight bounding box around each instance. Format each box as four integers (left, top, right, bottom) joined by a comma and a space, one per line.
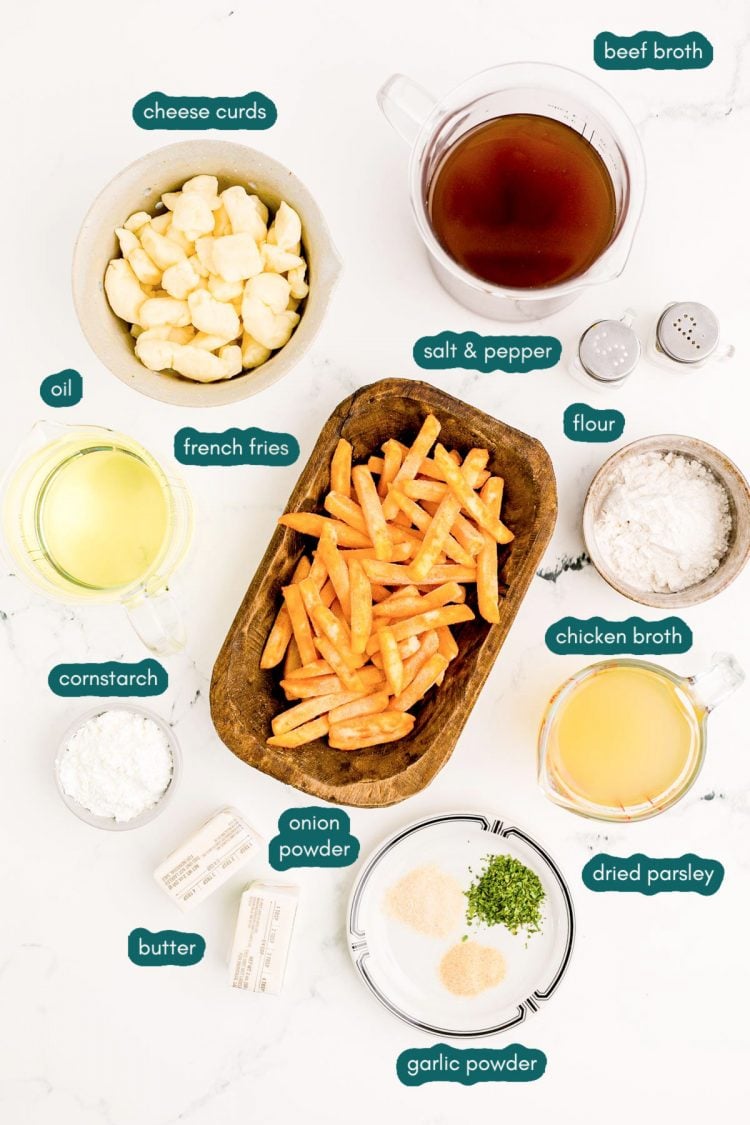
583, 435, 750, 608
55, 706, 180, 829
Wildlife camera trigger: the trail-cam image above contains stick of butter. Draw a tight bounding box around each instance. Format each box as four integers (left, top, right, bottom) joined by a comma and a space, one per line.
154, 807, 262, 911
229, 882, 299, 994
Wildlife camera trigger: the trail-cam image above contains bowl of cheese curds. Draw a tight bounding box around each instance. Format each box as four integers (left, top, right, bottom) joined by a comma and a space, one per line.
73, 140, 342, 406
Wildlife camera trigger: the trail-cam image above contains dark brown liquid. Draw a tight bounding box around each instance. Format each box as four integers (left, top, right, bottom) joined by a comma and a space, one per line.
428, 114, 617, 289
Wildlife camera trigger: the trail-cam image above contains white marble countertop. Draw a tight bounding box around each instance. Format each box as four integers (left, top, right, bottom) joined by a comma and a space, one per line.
3, 2, 750, 1123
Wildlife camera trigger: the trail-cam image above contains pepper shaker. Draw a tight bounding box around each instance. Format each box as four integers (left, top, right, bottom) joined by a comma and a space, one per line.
650, 301, 734, 370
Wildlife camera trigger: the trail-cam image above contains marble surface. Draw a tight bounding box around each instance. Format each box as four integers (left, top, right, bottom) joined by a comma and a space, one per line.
2, 1, 750, 1122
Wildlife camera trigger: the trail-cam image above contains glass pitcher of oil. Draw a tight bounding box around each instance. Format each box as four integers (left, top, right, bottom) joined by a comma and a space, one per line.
2, 423, 193, 654
537, 656, 744, 822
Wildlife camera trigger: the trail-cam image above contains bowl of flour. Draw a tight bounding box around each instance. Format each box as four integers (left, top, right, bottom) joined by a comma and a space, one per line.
584, 435, 750, 608
55, 706, 180, 829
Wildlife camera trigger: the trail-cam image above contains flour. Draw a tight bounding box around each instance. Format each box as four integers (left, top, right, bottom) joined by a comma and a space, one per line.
595, 451, 732, 593
59, 709, 173, 822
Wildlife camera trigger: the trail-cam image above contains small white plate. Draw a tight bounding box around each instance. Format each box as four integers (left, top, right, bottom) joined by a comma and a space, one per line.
347, 812, 575, 1038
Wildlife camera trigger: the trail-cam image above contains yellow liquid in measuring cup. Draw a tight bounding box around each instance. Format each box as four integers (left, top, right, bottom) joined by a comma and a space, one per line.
547, 665, 702, 813
36, 444, 170, 590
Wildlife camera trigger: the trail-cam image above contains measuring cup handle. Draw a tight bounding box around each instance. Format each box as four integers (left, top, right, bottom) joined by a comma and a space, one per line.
126, 588, 186, 656
377, 74, 436, 145
688, 652, 745, 713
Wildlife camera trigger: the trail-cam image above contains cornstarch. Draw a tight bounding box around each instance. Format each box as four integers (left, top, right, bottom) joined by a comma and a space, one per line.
59, 709, 173, 822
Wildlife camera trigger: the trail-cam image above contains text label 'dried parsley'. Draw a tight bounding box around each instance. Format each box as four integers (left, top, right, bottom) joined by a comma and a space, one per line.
465, 854, 546, 936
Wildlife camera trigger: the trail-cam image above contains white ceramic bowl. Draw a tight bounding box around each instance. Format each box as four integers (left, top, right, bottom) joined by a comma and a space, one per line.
72, 140, 342, 407
55, 705, 181, 830
583, 434, 750, 608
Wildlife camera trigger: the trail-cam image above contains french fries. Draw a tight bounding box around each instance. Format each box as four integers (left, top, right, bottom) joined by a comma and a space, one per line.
364, 604, 475, 656
328, 711, 416, 750
361, 560, 478, 586
408, 447, 488, 582
388, 488, 474, 567
433, 445, 514, 545
317, 524, 351, 617
372, 581, 465, 619
330, 438, 352, 498
279, 512, 371, 549
371, 635, 420, 668
401, 629, 440, 690
264, 415, 513, 749
271, 692, 363, 736
381, 415, 442, 521
268, 716, 330, 749
349, 559, 372, 654
328, 691, 390, 724
313, 635, 364, 690
324, 491, 368, 534
478, 476, 504, 625
391, 653, 449, 712
282, 582, 318, 666
378, 439, 403, 499
283, 638, 302, 677
378, 625, 405, 695
260, 555, 310, 669
352, 465, 392, 562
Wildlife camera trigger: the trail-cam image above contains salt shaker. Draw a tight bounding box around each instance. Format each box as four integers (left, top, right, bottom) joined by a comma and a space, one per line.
650, 301, 734, 370
570, 310, 640, 390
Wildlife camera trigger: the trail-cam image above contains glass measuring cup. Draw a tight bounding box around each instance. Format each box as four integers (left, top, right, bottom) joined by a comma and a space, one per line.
378, 63, 646, 321
537, 655, 744, 822
1, 422, 193, 654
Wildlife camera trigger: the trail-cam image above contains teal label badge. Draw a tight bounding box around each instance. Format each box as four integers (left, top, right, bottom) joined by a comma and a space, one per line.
583, 854, 724, 896
594, 31, 713, 70
128, 928, 205, 966
564, 403, 624, 443
545, 616, 692, 656
48, 659, 168, 697
414, 331, 561, 374
269, 807, 360, 870
397, 1044, 546, 1086
174, 427, 299, 467
133, 92, 277, 130
40, 369, 83, 408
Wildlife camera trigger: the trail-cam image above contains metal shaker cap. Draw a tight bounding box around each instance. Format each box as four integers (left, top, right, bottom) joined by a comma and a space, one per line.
656, 302, 719, 364
578, 319, 641, 385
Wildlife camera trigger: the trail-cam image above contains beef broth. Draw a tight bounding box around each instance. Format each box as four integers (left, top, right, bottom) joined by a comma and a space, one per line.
428, 114, 617, 289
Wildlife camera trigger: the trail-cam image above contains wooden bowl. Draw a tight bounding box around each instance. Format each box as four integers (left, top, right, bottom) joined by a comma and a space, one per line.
210, 379, 557, 807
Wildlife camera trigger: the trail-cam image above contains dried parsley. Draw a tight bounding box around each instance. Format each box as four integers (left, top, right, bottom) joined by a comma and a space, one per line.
465, 854, 545, 937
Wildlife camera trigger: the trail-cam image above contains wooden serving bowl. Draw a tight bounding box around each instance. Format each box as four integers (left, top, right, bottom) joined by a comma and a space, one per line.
210, 379, 557, 807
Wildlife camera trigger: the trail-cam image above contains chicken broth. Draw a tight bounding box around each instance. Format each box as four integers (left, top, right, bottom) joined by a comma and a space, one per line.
428, 114, 617, 289
544, 664, 701, 814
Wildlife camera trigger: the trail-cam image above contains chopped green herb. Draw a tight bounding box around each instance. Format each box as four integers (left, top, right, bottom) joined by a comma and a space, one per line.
465, 854, 545, 937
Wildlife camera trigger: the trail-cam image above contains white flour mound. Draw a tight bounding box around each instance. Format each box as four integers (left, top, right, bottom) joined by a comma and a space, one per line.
59, 710, 173, 822
595, 451, 732, 593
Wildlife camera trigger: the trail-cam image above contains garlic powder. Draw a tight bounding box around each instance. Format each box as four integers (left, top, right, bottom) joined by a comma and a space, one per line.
58, 710, 173, 822
595, 451, 732, 593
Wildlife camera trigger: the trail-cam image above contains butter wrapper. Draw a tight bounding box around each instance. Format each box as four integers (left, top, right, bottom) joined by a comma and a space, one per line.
154, 807, 262, 911
229, 881, 299, 994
